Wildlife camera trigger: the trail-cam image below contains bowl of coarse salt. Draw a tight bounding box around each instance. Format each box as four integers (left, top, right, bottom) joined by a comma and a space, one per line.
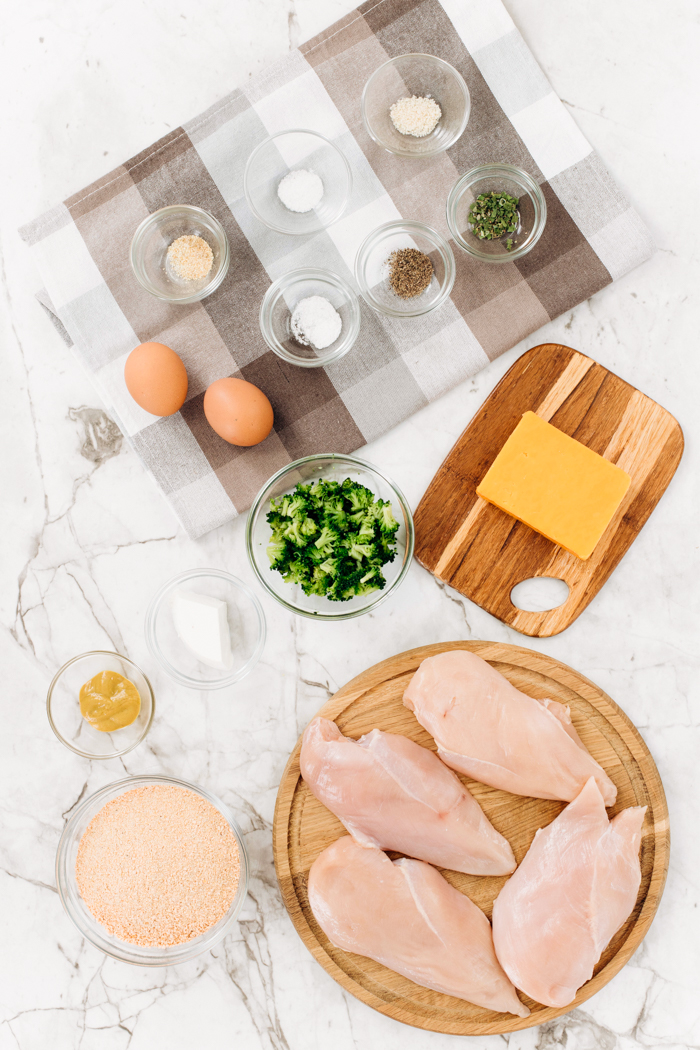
244, 130, 352, 235
259, 267, 361, 368
56, 774, 249, 966
362, 53, 470, 158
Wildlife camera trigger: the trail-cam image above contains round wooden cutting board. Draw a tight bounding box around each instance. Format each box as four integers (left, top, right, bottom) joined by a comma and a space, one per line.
272, 641, 669, 1036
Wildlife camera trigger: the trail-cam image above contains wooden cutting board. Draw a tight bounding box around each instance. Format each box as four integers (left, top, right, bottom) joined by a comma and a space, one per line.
272, 640, 669, 1036
413, 344, 683, 636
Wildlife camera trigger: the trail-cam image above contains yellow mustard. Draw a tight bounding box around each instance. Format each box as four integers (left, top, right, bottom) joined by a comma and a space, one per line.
79, 670, 141, 732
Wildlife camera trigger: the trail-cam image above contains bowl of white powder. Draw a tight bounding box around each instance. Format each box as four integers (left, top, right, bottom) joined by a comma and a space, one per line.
244, 130, 352, 235
361, 54, 470, 158
259, 268, 361, 367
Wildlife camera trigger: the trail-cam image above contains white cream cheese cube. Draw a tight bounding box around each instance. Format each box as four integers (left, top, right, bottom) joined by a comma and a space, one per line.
171, 589, 233, 671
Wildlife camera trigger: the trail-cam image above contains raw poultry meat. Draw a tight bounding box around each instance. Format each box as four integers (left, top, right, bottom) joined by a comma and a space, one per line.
308, 835, 529, 1017
300, 717, 515, 875
403, 650, 617, 804
492, 777, 645, 1007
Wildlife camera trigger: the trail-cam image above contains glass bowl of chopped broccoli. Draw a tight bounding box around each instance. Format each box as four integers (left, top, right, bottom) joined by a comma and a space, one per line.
245, 454, 414, 620
446, 164, 547, 263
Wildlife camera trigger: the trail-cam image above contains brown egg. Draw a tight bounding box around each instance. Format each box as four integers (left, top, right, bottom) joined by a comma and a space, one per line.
124, 342, 188, 416
203, 378, 274, 446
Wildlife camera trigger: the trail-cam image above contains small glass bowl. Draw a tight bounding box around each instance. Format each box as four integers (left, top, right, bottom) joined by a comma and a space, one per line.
446, 164, 547, 262
355, 220, 455, 317
259, 268, 361, 368
246, 453, 414, 621
130, 205, 230, 302
47, 651, 154, 760
56, 774, 249, 966
144, 569, 266, 690
244, 130, 352, 235
361, 53, 470, 158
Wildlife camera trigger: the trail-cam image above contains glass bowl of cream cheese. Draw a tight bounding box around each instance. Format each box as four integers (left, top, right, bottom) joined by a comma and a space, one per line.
145, 569, 266, 690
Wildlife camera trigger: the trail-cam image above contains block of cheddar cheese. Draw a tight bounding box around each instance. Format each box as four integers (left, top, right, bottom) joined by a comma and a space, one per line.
476, 411, 631, 560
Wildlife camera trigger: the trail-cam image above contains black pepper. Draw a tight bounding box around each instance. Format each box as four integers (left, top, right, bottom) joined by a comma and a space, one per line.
388, 248, 434, 299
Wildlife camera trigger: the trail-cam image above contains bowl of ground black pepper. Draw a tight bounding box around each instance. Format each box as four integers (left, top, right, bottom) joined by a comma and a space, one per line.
446, 164, 547, 263
361, 54, 470, 158
354, 220, 455, 317
130, 205, 230, 302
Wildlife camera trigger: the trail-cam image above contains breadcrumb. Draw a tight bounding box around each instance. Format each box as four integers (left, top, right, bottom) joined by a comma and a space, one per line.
75, 785, 240, 947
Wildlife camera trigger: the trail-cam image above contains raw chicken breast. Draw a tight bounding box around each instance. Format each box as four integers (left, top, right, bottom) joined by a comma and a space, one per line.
309, 835, 529, 1017
300, 717, 515, 875
492, 777, 645, 1007
403, 650, 617, 805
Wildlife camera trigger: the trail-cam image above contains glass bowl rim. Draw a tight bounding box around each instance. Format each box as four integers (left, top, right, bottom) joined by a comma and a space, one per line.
46, 650, 155, 760
360, 52, 471, 158
446, 163, 548, 263
259, 267, 362, 368
55, 772, 250, 967
243, 128, 353, 235
354, 219, 456, 317
245, 452, 415, 621
144, 568, 267, 690
129, 204, 231, 303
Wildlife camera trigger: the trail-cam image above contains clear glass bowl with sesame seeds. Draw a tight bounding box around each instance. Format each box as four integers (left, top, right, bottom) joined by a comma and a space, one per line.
56, 774, 249, 966
130, 205, 230, 303
361, 54, 470, 158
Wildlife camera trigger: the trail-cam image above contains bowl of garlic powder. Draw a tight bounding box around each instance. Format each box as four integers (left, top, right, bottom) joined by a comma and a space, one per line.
130, 205, 230, 303
361, 53, 470, 158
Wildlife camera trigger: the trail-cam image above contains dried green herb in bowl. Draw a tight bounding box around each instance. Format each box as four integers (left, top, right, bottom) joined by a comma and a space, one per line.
468, 191, 519, 245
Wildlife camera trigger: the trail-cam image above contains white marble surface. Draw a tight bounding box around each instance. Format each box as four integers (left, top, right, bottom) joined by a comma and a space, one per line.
1, 0, 699, 1047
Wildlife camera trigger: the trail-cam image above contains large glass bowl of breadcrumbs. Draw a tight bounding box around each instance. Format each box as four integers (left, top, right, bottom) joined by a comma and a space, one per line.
56, 774, 248, 965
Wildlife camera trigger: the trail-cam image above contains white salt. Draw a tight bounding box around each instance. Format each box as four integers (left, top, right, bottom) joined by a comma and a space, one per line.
277, 169, 324, 213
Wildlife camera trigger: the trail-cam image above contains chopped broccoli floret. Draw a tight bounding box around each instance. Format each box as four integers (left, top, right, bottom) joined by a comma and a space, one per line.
314, 525, 338, 550
378, 501, 399, 535
283, 518, 306, 547
299, 516, 318, 538
348, 540, 374, 562
265, 477, 401, 602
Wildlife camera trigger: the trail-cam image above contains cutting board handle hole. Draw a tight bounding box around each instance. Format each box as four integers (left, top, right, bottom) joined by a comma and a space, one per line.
510, 577, 570, 612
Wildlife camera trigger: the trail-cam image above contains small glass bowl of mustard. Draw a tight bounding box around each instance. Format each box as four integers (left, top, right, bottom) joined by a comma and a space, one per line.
47, 652, 155, 760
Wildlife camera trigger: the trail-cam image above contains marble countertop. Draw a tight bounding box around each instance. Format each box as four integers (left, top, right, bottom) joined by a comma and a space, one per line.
1, 0, 698, 1047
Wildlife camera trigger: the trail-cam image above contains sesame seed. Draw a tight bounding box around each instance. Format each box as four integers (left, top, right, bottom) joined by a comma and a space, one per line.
389, 95, 442, 138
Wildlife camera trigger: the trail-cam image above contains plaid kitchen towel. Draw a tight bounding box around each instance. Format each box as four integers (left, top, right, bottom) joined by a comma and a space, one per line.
20, 0, 653, 539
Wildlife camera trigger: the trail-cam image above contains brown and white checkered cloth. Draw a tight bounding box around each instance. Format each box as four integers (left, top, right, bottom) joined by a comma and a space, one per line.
20, 0, 653, 539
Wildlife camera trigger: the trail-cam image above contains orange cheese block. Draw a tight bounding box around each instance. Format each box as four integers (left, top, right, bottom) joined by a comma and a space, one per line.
476, 411, 631, 560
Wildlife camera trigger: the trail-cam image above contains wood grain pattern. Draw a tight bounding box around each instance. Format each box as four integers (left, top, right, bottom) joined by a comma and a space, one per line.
413, 344, 684, 636
272, 641, 670, 1036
